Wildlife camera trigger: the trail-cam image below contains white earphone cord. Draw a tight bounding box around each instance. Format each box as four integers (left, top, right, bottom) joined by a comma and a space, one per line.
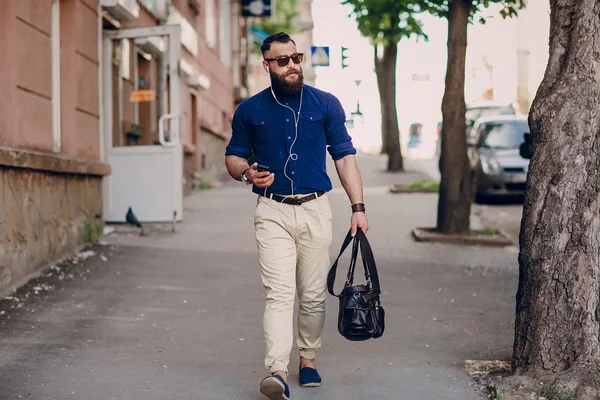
265, 86, 304, 198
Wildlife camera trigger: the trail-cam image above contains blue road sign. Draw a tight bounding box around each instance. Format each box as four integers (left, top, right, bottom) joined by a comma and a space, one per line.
311, 46, 330, 67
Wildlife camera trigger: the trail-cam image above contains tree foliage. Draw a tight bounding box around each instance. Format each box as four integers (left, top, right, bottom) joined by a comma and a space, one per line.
342, 0, 427, 44
250, 0, 300, 54
421, 0, 525, 19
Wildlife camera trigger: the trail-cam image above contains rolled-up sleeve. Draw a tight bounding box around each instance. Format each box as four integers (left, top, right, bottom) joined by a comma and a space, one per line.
325, 93, 356, 160
225, 103, 253, 159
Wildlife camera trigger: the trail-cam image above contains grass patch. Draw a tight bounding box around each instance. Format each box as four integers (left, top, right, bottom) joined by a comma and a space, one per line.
400, 180, 440, 190
198, 181, 212, 190
82, 219, 103, 244
540, 383, 575, 400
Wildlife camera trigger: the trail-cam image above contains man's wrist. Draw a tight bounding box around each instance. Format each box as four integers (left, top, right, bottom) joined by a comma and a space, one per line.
240, 167, 251, 184
351, 203, 365, 213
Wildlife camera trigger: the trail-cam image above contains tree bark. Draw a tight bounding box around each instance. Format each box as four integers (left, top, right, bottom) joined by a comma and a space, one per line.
375, 42, 403, 172
513, 0, 600, 390
436, 0, 473, 234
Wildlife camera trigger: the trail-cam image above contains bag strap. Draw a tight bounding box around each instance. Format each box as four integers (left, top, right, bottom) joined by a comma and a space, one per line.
346, 234, 360, 285
356, 229, 381, 295
327, 229, 354, 297
327, 228, 381, 297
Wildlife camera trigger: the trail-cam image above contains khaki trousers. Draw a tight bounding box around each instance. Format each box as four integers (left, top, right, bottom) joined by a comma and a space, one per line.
254, 193, 333, 373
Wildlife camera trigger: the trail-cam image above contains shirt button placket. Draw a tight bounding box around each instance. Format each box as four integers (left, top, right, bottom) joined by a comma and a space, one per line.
286, 110, 296, 192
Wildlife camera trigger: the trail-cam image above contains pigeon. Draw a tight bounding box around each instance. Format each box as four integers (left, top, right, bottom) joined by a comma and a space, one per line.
126, 207, 142, 228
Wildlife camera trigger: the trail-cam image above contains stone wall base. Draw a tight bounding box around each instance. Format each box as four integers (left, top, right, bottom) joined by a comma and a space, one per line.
0, 166, 102, 296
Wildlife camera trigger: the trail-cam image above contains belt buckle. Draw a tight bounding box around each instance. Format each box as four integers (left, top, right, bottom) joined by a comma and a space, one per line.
290, 197, 302, 206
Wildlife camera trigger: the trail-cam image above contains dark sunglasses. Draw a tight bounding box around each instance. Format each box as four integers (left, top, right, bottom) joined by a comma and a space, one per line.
264, 53, 304, 67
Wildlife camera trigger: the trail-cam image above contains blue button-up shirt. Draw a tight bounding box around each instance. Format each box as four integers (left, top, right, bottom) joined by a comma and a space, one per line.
225, 85, 356, 196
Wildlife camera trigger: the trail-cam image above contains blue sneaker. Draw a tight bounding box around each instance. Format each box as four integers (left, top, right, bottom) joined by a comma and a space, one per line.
299, 366, 322, 387
260, 374, 290, 400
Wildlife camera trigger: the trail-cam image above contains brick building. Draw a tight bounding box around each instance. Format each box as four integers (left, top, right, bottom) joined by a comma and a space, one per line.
0, 0, 244, 296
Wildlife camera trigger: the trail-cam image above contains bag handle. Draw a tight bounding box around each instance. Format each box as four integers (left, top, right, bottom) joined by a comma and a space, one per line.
346, 234, 371, 286
327, 228, 381, 297
356, 229, 381, 295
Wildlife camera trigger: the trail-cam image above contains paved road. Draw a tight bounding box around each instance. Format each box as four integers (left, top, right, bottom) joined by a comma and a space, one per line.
0, 154, 519, 400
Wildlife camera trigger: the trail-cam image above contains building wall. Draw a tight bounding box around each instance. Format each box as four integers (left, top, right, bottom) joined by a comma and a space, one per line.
0, 0, 54, 152
193, 0, 233, 183
0, 0, 108, 296
177, 0, 233, 184
0, 0, 101, 158
0, 160, 104, 297
61, 0, 101, 159
133, 0, 233, 185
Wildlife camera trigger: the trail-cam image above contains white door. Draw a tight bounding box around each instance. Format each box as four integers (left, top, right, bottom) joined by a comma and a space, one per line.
102, 25, 183, 223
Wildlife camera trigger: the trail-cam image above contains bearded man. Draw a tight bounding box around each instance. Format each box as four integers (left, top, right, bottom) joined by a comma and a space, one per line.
225, 32, 369, 400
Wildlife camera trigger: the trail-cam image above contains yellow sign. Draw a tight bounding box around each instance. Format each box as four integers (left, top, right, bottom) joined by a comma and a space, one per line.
130, 90, 156, 102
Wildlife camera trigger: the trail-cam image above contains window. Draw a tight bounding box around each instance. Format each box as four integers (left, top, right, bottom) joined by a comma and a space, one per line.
205, 0, 217, 48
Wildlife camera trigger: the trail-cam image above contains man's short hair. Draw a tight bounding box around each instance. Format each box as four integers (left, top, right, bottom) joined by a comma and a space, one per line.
261, 32, 296, 55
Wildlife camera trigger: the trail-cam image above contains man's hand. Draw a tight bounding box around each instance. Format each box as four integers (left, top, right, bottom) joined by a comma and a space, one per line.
351, 212, 369, 237
246, 163, 275, 188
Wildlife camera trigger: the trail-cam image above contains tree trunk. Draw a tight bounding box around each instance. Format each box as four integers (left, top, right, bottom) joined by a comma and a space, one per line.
375, 42, 403, 171
513, 1, 600, 394
436, 0, 473, 234
375, 46, 389, 156
376, 52, 389, 157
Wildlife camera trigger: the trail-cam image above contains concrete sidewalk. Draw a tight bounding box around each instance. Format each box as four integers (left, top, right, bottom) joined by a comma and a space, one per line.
0, 154, 518, 400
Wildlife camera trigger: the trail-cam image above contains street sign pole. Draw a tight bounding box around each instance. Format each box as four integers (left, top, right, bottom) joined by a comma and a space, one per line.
351, 79, 363, 123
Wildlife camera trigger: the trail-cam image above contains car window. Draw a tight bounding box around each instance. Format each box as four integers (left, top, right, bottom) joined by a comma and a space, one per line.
467, 123, 482, 145
482, 121, 529, 149
466, 106, 515, 127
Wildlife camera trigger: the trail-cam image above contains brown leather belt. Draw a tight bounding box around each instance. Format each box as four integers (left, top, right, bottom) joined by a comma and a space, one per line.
262, 191, 326, 206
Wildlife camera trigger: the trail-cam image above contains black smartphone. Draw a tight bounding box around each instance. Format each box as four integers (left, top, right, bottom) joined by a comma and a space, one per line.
257, 164, 270, 173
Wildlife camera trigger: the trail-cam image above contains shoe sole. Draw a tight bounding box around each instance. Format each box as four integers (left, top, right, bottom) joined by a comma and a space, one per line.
299, 382, 321, 387
260, 377, 289, 400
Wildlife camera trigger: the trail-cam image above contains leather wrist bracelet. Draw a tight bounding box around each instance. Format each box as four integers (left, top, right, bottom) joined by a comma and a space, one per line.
351, 203, 366, 213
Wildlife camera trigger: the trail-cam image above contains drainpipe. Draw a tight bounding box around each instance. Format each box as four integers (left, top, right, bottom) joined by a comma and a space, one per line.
231, 0, 241, 101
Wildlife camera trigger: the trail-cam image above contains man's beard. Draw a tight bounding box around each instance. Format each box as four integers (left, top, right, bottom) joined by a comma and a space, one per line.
270, 69, 304, 96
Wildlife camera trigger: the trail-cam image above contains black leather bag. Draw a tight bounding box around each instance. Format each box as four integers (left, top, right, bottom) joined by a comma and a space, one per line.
327, 229, 385, 341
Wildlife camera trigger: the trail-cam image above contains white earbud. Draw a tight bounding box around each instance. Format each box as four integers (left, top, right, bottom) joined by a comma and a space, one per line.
270, 87, 304, 196
267, 67, 270, 73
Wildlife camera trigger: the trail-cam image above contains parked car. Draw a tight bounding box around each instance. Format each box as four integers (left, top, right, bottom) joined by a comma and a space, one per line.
467, 115, 530, 201
465, 101, 516, 132
436, 102, 516, 158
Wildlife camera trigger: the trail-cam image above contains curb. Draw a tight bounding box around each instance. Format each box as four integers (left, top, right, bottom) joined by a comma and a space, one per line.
389, 186, 438, 194
411, 227, 513, 247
